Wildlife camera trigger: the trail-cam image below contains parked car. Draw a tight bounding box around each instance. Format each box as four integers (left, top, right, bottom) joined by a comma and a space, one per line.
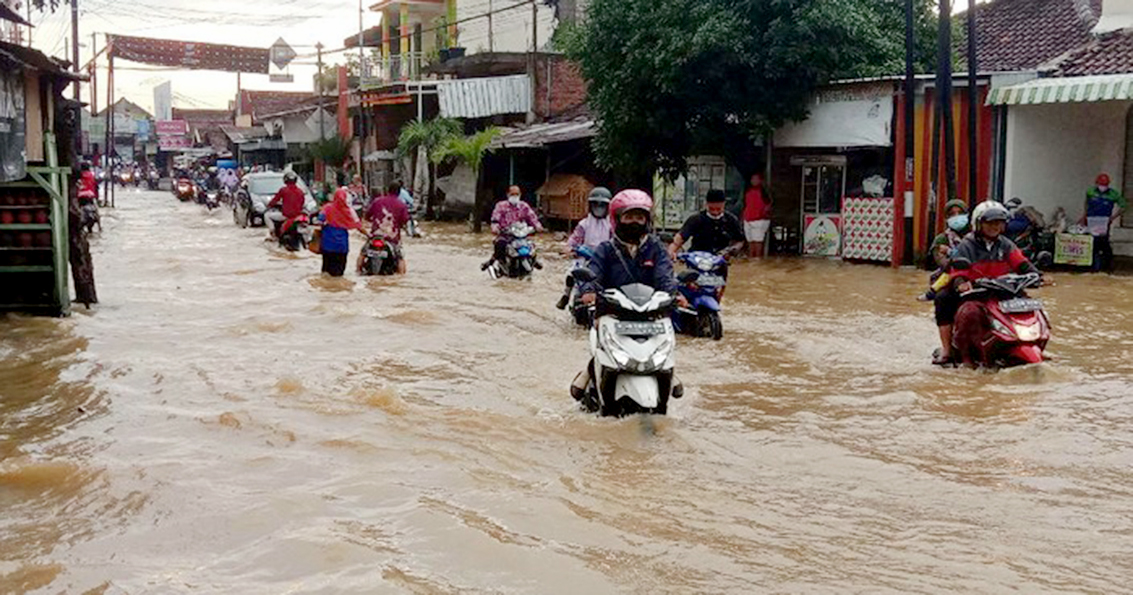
233, 172, 318, 228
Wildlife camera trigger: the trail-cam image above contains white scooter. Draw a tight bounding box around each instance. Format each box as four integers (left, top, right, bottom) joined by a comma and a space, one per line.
570, 268, 682, 417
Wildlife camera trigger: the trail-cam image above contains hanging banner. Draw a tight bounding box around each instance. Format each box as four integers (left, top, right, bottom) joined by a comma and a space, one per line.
108, 34, 270, 74
0, 68, 27, 183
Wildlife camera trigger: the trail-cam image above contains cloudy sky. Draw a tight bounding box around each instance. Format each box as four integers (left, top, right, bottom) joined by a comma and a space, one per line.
26, 0, 382, 113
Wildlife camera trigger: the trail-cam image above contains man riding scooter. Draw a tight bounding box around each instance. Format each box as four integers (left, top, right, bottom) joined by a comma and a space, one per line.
266, 171, 306, 240
556, 187, 613, 310
482, 185, 544, 272
667, 189, 746, 300
571, 190, 688, 403
935, 201, 1041, 366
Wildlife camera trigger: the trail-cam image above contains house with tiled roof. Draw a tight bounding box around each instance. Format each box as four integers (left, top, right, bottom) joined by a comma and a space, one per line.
975, 0, 1133, 261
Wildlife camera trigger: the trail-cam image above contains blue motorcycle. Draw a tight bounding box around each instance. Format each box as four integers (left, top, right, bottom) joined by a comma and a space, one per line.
673, 251, 726, 340
567, 245, 597, 327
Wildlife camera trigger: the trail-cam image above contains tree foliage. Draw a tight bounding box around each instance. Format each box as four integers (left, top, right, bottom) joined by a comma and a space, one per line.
396, 117, 463, 217
568, 0, 937, 178
432, 128, 503, 232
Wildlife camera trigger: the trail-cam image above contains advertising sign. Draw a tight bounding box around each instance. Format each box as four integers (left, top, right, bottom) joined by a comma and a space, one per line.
158, 135, 192, 151
156, 120, 189, 136
1054, 233, 1094, 267
109, 34, 270, 74
803, 215, 842, 256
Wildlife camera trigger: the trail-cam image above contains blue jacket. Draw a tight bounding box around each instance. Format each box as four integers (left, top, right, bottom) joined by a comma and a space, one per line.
580, 235, 678, 296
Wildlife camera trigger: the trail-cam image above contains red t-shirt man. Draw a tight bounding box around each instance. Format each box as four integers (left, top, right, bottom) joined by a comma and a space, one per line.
268, 180, 306, 219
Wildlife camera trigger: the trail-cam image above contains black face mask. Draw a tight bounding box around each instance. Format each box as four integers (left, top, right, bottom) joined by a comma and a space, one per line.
615, 222, 648, 244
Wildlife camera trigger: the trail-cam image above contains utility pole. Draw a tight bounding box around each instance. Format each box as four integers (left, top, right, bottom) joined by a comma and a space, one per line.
71, 0, 79, 100
488, 0, 494, 52
902, 0, 916, 264
316, 42, 325, 140
528, 0, 537, 122
967, 0, 979, 206
90, 33, 97, 113
937, 0, 957, 206
26, 0, 33, 45
358, 0, 366, 189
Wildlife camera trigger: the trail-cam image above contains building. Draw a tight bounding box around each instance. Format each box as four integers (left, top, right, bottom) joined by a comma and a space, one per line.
93, 97, 154, 164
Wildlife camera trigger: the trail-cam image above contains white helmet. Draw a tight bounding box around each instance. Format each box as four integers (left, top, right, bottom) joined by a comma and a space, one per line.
972, 200, 1009, 227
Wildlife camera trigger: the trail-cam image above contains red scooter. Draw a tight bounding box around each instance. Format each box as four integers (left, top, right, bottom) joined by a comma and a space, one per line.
951, 271, 1051, 367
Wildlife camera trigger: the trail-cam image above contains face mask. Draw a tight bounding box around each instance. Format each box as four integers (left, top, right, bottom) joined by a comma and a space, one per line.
615, 222, 648, 244
1098, 186, 1110, 193
590, 205, 608, 219
707, 210, 724, 220
508, 195, 520, 205
947, 214, 968, 232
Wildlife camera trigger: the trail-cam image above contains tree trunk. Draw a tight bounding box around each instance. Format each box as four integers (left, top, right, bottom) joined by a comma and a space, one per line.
58, 98, 98, 306
472, 167, 484, 233
426, 161, 436, 220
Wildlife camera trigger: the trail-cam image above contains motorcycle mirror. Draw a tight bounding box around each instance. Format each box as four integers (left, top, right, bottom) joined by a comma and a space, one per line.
571, 268, 596, 283
951, 257, 973, 271
1035, 251, 1053, 269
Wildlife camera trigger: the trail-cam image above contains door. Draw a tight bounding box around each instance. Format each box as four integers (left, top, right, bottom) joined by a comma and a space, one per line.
795, 156, 847, 256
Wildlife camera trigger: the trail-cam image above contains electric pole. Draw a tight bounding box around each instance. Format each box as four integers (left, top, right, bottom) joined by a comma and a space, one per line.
71, 0, 79, 100
316, 42, 325, 141
967, 0, 979, 206
903, 0, 916, 264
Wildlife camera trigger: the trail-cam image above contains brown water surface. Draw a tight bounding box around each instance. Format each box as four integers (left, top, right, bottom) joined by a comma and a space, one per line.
3, 190, 1133, 593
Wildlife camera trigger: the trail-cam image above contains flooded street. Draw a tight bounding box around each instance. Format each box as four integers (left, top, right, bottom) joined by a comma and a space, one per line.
4, 188, 1133, 593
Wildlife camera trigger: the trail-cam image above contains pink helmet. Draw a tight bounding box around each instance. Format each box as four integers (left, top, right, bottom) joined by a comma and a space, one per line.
609, 189, 654, 230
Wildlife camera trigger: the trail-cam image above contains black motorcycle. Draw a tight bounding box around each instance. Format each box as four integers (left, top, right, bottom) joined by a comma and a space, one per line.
359, 232, 401, 276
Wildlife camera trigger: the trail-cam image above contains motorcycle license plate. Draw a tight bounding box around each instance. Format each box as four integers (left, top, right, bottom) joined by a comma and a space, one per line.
697, 274, 725, 287
1000, 298, 1042, 313
615, 321, 665, 336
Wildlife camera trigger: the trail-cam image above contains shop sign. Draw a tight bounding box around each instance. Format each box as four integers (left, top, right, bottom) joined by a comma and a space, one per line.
803, 214, 842, 256
158, 135, 192, 151
156, 120, 189, 136
1054, 233, 1094, 267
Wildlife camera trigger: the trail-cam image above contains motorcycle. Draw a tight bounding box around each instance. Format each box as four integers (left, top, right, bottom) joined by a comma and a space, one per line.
672, 251, 727, 340
358, 232, 401, 276
118, 170, 133, 188
570, 268, 682, 417
271, 209, 311, 252
174, 178, 196, 202
146, 170, 160, 190
201, 189, 220, 211
566, 246, 597, 327
945, 268, 1051, 368
78, 189, 100, 234
490, 222, 541, 279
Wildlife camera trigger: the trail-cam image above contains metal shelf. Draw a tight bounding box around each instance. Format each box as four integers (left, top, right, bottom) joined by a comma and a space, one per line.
0, 223, 52, 231
0, 205, 49, 209
0, 246, 52, 251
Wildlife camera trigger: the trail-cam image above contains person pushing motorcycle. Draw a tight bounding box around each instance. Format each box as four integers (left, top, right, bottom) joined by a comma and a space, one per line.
934, 201, 1040, 365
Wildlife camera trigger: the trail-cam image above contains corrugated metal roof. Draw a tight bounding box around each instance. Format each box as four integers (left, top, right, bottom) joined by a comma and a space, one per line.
491, 119, 596, 149
437, 74, 531, 119
987, 73, 1133, 104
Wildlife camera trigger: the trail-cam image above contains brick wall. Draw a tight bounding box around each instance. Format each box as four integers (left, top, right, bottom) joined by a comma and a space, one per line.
534, 55, 589, 121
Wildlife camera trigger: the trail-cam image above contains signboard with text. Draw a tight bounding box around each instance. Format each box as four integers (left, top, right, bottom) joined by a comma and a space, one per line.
158, 135, 192, 151
109, 34, 270, 73
156, 120, 189, 136
1054, 233, 1094, 267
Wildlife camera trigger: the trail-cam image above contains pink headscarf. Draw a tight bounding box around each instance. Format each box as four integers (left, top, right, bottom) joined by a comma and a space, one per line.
322, 187, 362, 230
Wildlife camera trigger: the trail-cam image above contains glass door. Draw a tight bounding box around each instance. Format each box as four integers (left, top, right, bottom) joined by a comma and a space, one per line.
797, 157, 846, 256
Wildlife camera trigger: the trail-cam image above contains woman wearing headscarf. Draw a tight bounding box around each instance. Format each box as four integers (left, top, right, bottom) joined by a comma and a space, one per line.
318, 187, 365, 277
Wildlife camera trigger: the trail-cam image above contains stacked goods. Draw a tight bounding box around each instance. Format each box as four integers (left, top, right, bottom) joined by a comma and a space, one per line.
0, 187, 55, 306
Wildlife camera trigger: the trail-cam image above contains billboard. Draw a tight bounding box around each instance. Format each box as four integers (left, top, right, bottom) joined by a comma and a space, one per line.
154, 81, 173, 121
109, 34, 270, 74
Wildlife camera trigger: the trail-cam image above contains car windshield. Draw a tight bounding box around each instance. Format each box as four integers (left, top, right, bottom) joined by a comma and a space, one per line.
249, 176, 308, 197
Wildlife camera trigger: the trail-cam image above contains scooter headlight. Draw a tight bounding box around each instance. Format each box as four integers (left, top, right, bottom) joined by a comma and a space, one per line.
600, 330, 632, 367
1015, 322, 1041, 341
990, 318, 1015, 338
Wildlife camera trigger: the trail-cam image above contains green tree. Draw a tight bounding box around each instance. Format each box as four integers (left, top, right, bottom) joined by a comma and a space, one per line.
568, 0, 937, 179
433, 128, 503, 232
306, 134, 352, 187
396, 117, 463, 218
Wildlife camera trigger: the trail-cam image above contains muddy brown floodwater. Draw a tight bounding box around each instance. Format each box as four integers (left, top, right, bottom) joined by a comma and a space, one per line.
3, 189, 1133, 594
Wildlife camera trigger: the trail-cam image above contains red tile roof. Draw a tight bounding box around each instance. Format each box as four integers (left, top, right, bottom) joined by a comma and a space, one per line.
1054, 29, 1133, 76
960, 0, 1102, 72
237, 90, 316, 123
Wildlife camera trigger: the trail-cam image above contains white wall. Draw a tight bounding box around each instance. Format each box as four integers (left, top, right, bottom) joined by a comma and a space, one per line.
1004, 101, 1130, 219
457, 1, 556, 54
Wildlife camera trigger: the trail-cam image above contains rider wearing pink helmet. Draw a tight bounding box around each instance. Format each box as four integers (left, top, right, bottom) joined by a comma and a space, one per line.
578, 189, 684, 306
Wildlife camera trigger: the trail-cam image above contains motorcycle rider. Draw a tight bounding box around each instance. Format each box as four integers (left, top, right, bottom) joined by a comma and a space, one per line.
935, 201, 1040, 366
572, 189, 686, 401
556, 187, 613, 310
482, 185, 544, 271
363, 182, 411, 274
266, 171, 306, 238
667, 189, 745, 300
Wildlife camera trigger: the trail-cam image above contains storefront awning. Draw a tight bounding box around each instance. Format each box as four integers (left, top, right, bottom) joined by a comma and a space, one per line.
987, 74, 1133, 106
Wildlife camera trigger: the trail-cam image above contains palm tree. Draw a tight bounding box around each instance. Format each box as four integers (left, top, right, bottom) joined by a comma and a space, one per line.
396, 117, 462, 218
433, 127, 503, 233
306, 134, 352, 187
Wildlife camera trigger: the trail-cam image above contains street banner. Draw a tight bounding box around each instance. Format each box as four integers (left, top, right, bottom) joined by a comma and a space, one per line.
1054, 233, 1094, 267
0, 68, 26, 182
156, 120, 189, 136
109, 34, 270, 74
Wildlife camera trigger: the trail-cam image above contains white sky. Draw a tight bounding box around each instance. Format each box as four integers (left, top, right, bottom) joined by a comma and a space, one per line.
27, 0, 375, 113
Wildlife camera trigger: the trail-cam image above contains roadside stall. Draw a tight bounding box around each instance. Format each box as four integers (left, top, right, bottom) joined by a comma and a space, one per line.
537, 174, 593, 223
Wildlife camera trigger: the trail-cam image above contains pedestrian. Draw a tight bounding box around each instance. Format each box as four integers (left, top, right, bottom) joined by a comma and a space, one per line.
1079, 173, 1127, 273
742, 173, 772, 258
318, 187, 365, 277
